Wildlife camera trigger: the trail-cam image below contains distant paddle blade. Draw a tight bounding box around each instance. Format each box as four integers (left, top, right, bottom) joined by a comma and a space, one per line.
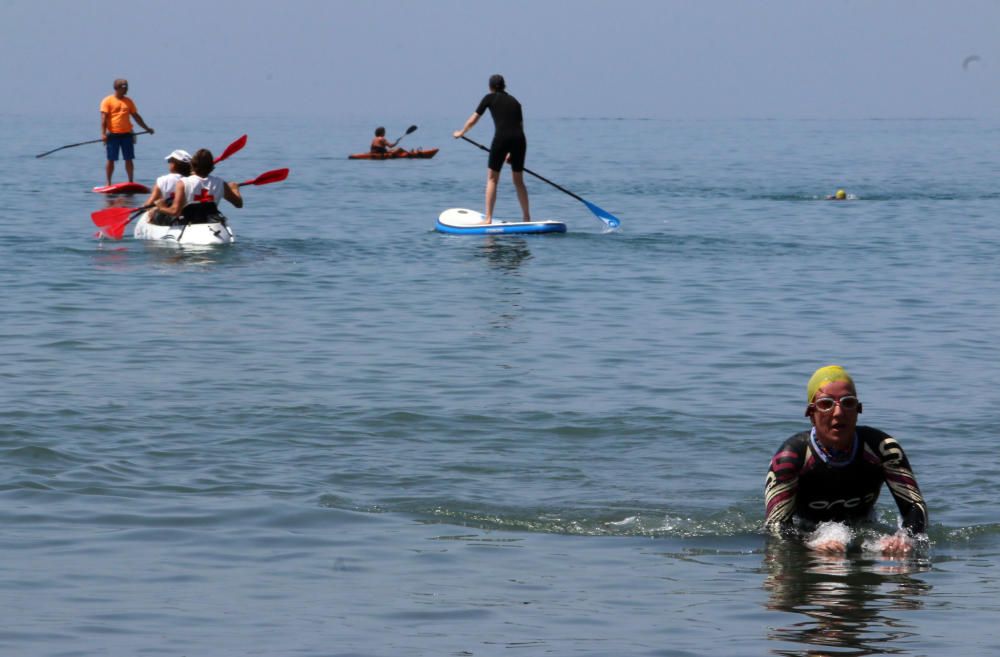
406, 125, 418, 135
583, 199, 621, 228
215, 134, 248, 164
240, 168, 289, 186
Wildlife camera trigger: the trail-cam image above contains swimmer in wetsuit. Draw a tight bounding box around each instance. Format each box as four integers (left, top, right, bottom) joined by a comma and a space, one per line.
764, 365, 928, 556
453, 73, 530, 224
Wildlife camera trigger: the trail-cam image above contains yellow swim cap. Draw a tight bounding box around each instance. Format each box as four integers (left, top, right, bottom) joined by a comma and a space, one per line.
806, 365, 855, 402
835, 189, 847, 200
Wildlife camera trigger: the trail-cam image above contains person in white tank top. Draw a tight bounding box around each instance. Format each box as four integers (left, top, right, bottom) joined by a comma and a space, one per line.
141, 149, 192, 208
181, 172, 227, 207
155, 148, 243, 220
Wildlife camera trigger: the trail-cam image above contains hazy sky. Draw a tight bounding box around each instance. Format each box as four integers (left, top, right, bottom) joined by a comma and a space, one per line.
2, 0, 998, 120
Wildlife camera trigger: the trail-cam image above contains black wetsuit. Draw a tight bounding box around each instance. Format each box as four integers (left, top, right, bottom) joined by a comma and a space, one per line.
475, 91, 527, 172
764, 426, 928, 537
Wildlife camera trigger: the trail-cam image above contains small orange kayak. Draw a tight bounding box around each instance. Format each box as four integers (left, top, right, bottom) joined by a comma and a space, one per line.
348, 148, 438, 160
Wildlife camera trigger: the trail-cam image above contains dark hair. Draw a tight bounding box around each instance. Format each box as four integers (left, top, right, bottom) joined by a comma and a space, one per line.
190, 149, 215, 177
375, 126, 386, 137
489, 74, 506, 92
169, 158, 192, 177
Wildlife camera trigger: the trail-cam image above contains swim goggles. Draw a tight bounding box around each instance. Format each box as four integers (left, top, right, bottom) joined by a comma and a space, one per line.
810, 395, 860, 413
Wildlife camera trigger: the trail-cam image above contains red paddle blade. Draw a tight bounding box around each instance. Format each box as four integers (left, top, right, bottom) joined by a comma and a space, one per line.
239, 168, 289, 186
214, 134, 247, 164
102, 220, 129, 240
91, 206, 135, 229
92, 216, 129, 240
91, 205, 150, 240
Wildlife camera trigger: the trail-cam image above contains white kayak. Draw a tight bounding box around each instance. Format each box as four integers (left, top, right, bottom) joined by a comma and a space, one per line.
133, 210, 235, 245
436, 208, 567, 235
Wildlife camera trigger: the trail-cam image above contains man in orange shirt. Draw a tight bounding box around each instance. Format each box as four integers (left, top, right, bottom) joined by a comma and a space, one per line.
100, 78, 155, 186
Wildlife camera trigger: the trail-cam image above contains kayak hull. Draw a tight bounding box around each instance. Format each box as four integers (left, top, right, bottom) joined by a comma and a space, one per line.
93, 182, 150, 194
436, 208, 566, 235
348, 148, 438, 160
133, 211, 235, 245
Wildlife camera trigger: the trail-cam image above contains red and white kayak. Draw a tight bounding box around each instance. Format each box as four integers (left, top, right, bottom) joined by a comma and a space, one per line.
92, 182, 151, 194
348, 148, 438, 160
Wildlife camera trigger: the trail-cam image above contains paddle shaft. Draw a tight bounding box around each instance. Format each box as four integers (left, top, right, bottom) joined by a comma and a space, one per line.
214, 134, 247, 164
36, 131, 151, 158
394, 125, 418, 146
459, 136, 586, 204
459, 135, 620, 227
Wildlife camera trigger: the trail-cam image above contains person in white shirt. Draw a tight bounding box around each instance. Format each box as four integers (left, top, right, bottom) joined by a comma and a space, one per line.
155, 148, 243, 222
142, 149, 192, 225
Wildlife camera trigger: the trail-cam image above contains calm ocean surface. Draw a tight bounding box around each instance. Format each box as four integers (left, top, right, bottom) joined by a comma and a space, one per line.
1, 114, 998, 656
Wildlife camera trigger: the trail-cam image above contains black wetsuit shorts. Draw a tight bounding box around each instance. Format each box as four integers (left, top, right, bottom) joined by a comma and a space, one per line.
488, 134, 527, 173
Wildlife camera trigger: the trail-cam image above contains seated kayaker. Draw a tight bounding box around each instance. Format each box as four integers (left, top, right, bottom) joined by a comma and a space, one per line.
155, 148, 243, 223
370, 126, 404, 155
142, 149, 192, 226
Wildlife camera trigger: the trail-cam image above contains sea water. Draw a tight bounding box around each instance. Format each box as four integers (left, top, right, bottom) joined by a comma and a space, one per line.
1, 114, 998, 656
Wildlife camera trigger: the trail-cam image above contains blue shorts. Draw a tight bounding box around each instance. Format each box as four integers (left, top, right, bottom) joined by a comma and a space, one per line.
106, 133, 135, 161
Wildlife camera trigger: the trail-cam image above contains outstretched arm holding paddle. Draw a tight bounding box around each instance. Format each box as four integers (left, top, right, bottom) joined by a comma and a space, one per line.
453, 112, 481, 140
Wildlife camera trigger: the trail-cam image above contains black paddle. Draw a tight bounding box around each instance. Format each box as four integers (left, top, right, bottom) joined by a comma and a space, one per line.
36, 131, 152, 159
459, 136, 620, 228
394, 125, 418, 147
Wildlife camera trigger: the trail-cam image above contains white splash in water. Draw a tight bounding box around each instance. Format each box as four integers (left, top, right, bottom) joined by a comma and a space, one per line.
805, 521, 853, 550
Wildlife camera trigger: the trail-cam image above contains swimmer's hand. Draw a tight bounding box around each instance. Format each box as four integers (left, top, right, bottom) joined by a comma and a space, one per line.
805, 521, 851, 553
879, 532, 914, 556
808, 539, 848, 554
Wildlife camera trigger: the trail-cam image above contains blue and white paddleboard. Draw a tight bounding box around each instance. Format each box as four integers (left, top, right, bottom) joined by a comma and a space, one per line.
436, 208, 567, 235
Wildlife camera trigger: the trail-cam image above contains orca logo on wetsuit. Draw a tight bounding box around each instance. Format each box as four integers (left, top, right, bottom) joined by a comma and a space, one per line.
808, 492, 877, 510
